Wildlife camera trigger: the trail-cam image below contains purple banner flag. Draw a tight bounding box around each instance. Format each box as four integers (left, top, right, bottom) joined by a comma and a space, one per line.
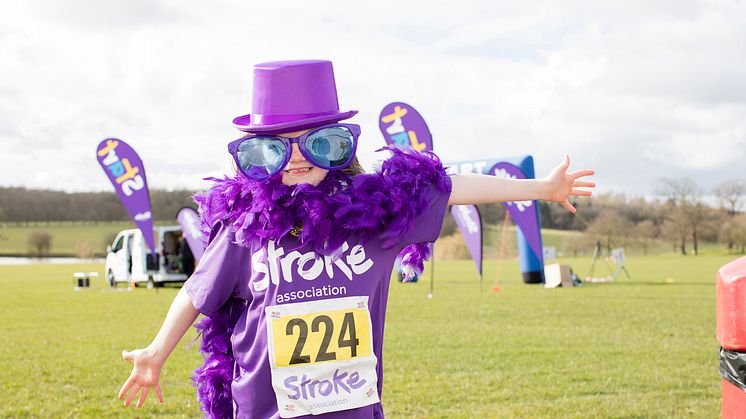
96, 138, 156, 254
378, 102, 433, 151
450, 205, 483, 276
489, 162, 544, 263
379, 102, 436, 286
176, 207, 205, 262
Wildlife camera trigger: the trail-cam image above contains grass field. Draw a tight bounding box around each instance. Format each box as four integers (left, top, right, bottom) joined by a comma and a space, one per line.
0, 254, 735, 418
0, 221, 175, 257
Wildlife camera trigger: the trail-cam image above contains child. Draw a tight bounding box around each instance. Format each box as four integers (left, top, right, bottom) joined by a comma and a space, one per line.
118, 60, 595, 418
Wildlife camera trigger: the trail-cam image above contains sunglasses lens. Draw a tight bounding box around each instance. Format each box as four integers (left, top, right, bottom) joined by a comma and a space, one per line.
303, 126, 355, 169
236, 137, 287, 179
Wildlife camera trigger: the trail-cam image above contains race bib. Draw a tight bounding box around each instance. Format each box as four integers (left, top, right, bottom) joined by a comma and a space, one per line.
265, 296, 379, 417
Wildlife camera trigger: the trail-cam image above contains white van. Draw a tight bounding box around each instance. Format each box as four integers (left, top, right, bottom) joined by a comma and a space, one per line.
105, 226, 194, 288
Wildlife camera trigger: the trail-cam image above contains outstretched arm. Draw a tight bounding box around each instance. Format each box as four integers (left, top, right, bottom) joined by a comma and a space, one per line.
118, 287, 200, 408
448, 155, 595, 213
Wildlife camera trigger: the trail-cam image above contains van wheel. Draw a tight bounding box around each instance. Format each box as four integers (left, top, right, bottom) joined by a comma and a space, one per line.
107, 270, 116, 288
147, 277, 155, 289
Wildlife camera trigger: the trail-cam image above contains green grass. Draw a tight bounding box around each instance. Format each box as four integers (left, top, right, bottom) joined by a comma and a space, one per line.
0, 263, 203, 417
0, 221, 175, 256
0, 254, 736, 417
386, 255, 728, 418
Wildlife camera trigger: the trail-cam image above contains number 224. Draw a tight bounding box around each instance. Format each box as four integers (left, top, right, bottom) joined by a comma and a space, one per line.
286, 312, 359, 365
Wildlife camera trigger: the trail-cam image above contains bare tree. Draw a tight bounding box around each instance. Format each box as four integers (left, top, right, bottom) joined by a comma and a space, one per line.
633, 220, 658, 256
714, 179, 746, 216
560, 233, 595, 258
731, 214, 746, 253
688, 202, 708, 255
658, 178, 705, 255
28, 231, 53, 257
720, 215, 741, 254
586, 209, 633, 254
660, 218, 686, 253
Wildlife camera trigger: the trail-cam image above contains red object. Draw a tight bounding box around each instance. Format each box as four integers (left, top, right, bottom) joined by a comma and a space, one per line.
717, 256, 746, 418
722, 380, 746, 419
717, 256, 746, 351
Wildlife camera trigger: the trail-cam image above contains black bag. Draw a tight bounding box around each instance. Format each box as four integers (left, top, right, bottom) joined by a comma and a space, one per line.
719, 347, 746, 391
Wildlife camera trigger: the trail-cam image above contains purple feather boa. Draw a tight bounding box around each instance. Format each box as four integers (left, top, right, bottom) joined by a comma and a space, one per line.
191, 146, 450, 417
194, 146, 450, 253
399, 242, 433, 281
192, 298, 244, 419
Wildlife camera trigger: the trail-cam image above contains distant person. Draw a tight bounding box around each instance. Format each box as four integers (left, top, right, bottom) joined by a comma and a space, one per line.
162, 233, 180, 272
177, 236, 194, 277
117, 60, 595, 417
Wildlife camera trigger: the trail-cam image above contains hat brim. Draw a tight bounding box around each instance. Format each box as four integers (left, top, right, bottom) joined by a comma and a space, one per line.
232, 110, 358, 134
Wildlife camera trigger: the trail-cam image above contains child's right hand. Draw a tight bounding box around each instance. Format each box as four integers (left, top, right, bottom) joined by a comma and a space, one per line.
118, 348, 165, 408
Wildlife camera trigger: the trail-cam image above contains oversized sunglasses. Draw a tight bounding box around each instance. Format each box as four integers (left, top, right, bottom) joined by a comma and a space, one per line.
227, 123, 360, 180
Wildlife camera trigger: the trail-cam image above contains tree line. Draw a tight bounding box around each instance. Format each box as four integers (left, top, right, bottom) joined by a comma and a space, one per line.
0, 187, 197, 225
439, 177, 746, 256
3, 177, 745, 256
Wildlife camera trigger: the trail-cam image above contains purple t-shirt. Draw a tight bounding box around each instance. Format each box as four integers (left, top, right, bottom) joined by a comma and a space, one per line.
185, 178, 451, 418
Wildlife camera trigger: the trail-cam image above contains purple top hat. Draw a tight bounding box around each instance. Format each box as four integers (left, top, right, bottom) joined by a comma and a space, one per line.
232, 60, 358, 134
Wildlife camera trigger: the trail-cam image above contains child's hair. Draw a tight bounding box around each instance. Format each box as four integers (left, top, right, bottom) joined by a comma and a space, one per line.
341, 156, 365, 176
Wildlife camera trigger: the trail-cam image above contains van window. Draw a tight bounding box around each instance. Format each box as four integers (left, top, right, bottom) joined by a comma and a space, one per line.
112, 236, 124, 252
162, 231, 182, 274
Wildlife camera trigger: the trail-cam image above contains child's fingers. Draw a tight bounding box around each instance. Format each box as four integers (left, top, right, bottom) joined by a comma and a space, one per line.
155, 385, 164, 403
124, 384, 141, 407
122, 350, 134, 362
574, 180, 595, 188
570, 169, 595, 178
118, 376, 135, 400
571, 188, 593, 196
561, 200, 576, 214
136, 386, 149, 408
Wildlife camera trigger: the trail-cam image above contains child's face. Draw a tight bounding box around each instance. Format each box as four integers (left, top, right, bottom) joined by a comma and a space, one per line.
278, 128, 330, 186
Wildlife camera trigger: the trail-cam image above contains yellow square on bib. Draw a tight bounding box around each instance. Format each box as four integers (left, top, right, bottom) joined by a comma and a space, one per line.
271, 307, 372, 368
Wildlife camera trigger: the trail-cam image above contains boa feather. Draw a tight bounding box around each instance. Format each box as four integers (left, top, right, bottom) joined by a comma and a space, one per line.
192, 298, 244, 419
399, 242, 433, 281
191, 146, 450, 417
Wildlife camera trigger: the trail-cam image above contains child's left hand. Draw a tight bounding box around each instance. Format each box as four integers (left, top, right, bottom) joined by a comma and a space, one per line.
543, 155, 595, 213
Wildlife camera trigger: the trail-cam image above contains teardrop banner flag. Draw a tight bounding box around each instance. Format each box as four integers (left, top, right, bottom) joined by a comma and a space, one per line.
176, 207, 205, 262
378, 102, 433, 151
450, 204, 483, 276
379, 102, 434, 287
447, 157, 545, 284
96, 138, 156, 254
490, 161, 545, 284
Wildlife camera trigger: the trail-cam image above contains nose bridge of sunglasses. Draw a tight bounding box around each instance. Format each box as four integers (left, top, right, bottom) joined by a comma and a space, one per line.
288, 142, 306, 162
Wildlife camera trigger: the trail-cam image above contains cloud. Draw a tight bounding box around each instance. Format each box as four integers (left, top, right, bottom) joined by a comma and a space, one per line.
0, 0, 744, 197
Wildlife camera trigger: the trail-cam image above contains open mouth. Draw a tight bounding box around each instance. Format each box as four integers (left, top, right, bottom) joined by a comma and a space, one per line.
284, 167, 313, 175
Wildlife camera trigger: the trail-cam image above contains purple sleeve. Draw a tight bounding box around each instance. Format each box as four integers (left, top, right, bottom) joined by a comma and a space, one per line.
395, 176, 452, 247
184, 222, 249, 317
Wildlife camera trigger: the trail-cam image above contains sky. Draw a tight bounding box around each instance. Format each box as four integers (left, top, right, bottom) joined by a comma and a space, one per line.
1, 0, 745, 199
